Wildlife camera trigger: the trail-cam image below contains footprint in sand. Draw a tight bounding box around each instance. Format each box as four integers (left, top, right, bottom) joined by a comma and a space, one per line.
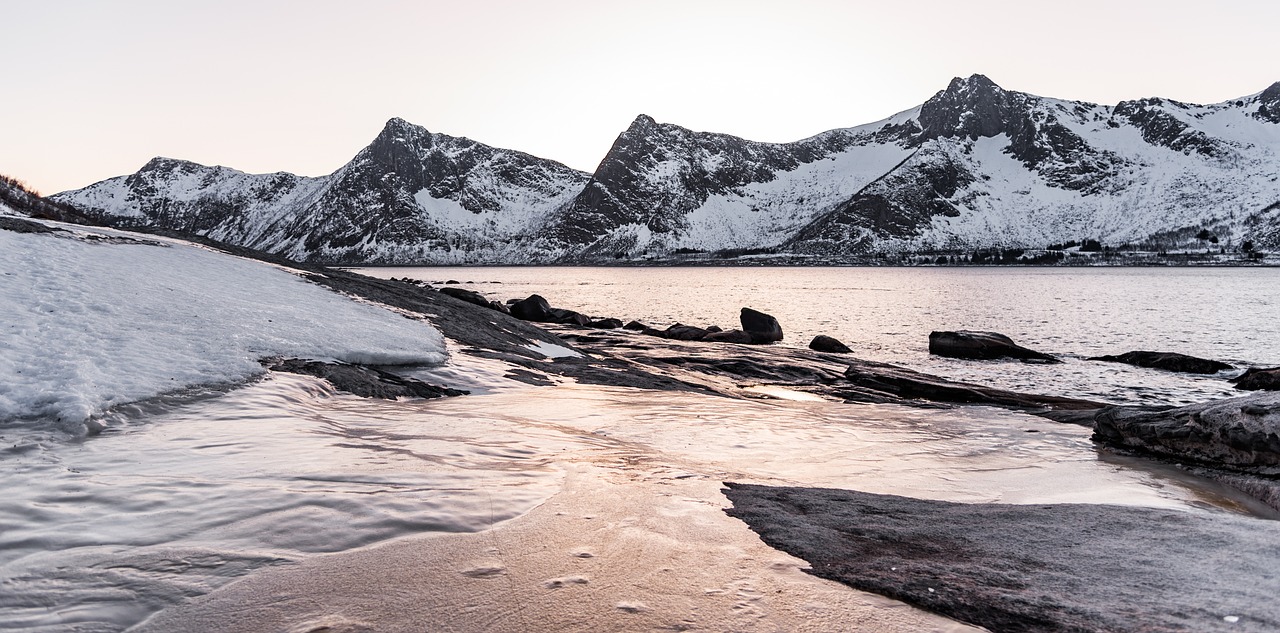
542, 575, 590, 589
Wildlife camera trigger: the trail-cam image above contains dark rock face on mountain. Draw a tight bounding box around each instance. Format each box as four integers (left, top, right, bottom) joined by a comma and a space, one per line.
928, 331, 1059, 363
52, 76, 1280, 263
1089, 350, 1234, 374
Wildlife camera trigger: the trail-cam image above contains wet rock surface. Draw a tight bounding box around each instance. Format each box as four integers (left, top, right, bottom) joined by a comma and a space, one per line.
809, 335, 852, 353
928, 330, 1059, 363
724, 483, 1280, 633
266, 359, 468, 400
1089, 350, 1234, 374
1234, 367, 1280, 391
1093, 392, 1280, 471
740, 307, 783, 343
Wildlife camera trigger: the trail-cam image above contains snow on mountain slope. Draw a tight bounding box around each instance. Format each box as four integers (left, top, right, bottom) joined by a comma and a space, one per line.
54, 118, 590, 264
51, 75, 1280, 262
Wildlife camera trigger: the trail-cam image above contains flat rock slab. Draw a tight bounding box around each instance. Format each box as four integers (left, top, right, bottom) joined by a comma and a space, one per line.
724, 483, 1280, 633
1089, 350, 1234, 374
267, 359, 468, 400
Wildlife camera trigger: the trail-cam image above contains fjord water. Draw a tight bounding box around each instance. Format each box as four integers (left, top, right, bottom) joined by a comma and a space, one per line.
357, 266, 1280, 406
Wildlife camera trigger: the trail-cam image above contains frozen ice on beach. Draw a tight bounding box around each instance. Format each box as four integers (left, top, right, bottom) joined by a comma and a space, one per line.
0, 223, 447, 432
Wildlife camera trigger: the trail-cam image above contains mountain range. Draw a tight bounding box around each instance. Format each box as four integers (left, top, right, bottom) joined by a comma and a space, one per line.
51, 75, 1280, 264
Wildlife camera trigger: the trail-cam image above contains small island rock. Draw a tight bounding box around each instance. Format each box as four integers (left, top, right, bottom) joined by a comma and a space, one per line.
741, 308, 783, 344
928, 331, 1058, 363
810, 335, 852, 354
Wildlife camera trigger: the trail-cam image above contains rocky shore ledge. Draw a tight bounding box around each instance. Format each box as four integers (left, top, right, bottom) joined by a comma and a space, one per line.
135, 232, 1280, 633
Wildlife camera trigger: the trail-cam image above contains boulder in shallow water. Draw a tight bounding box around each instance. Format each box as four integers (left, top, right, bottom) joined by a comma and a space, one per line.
510, 294, 554, 322
704, 329, 754, 344
1234, 367, 1280, 391
588, 318, 624, 329
809, 335, 852, 354
549, 308, 592, 327
740, 308, 783, 344
1092, 392, 1280, 470
928, 331, 1058, 363
623, 320, 648, 331
1088, 350, 1233, 374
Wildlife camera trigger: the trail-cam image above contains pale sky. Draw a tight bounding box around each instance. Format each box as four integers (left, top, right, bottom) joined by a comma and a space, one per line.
3, 0, 1278, 194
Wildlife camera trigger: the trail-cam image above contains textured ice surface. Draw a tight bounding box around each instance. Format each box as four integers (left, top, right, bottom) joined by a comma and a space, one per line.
0, 223, 446, 431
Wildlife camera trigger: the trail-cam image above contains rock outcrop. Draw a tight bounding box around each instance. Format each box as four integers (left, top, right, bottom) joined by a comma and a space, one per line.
740, 308, 783, 344
266, 359, 468, 400
809, 335, 852, 354
928, 331, 1058, 363
1235, 367, 1280, 391
1088, 350, 1234, 374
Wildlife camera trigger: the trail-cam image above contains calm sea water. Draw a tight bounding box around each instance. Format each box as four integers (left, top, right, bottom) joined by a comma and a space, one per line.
355, 266, 1280, 406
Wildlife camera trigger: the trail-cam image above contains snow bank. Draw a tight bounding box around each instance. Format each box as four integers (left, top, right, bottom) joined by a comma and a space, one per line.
0, 224, 447, 431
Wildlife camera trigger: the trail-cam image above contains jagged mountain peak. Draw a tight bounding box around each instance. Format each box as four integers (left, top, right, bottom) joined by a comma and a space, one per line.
919, 74, 1021, 141
945, 73, 1005, 95
1257, 82, 1280, 123
139, 156, 208, 173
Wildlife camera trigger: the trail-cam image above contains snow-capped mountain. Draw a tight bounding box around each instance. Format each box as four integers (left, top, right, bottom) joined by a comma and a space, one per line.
54, 76, 1280, 263
56, 118, 590, 263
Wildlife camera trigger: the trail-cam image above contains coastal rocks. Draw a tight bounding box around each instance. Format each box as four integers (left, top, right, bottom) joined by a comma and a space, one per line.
1088, 350, 1234, 374
589, 318, 624, 330
266, 359, 468, 400
723, 483, 1280, 633
704, 329, 753, 344
842, 363, 1105, 418
1235, 367, 1280, 391
510, 294, 555, 322
1092, 392, 1280, 472
928, 330, 1059, 363
437, 286, 492, 309
623, 320, 648, 331
664, 324, 711, 341
809, 335, 852, 354
740, 308, 783, 344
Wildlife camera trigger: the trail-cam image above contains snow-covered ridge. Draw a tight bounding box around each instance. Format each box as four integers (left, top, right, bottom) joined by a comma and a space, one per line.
0, 219, 447, 433
51, 75, 1280, 262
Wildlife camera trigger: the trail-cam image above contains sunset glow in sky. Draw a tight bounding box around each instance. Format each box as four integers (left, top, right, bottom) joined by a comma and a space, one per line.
4, 0, 1278, 194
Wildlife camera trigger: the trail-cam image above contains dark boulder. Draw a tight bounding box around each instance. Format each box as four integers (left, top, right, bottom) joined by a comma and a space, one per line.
740, 308, 783, 344
437, 286, 491, 309
928, 331, 1058, 363
809, 335, 852, 354
266, 359, 468, 400
549, 308, 592, 326
704, 329, 754, 344
1235, 367, 1280, 391
589, 318, 624, 329
623, 320, 649, 331
510, 294, 555, 322
1088, 350, 1233, 374
488, 301, 511, 315
705, 325, 723, 333
665, 324, 710, 341
444, 279, 460, 285
640, 327, 668, 338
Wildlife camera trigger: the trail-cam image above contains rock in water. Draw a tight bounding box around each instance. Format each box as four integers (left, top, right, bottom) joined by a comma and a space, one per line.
510, 294, 554, 322
1235, 367, 1280, 391
809, 335, 852, 353
622, 320, 648, 331
1088, 350, 1234, 374
664, 324, 709, 341
928, 331, 1058, 363
740, 308, 783, 344
588, 318, 624, 329
1093, 392, 1280, 470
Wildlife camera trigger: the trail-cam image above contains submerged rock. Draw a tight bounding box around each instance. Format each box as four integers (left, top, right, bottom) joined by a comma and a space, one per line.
842, 363, 1104, 417
623, 320, 648, 331
928, 330, 1058, 363
724, 483, 1280, 633
1235, 367, 1280, 391
809, 335, 852, 354
589, 317, 624, 329
740, 308, 783, 344
1088, 350, 1233, 374
266, 359, 468, 400
1092, 392, 1280, 472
